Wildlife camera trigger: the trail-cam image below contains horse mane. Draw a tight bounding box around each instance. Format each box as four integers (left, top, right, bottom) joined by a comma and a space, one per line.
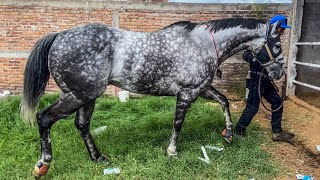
205, 18, 266, 32
160, 18, 266, 32
161, 21, 198, 31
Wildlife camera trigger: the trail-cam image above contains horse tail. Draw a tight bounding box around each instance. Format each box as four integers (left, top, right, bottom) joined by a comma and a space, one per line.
20, 33, 59, 126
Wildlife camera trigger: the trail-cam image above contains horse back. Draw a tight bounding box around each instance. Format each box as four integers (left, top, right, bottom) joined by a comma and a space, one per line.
110, 28, 215, 95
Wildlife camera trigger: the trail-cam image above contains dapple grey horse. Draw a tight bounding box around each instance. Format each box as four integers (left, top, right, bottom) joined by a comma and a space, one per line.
20, 18, 285, 178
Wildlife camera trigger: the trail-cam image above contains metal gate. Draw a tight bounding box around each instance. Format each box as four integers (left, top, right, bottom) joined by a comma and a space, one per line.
287, 0, 320, 97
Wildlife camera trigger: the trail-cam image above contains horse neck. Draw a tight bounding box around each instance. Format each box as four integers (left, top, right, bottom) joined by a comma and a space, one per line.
215, 25, 267, 63
192, 24, 267, 65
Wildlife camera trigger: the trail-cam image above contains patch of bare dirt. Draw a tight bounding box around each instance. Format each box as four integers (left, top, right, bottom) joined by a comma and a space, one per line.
298, 93, 320, 108
230, 97, 320, 179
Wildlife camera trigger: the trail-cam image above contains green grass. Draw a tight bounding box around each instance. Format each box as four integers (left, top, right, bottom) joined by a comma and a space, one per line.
0, 94, 279, 179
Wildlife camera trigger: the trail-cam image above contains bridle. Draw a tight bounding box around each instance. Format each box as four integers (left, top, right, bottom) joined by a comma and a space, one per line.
249, 40, 277, 67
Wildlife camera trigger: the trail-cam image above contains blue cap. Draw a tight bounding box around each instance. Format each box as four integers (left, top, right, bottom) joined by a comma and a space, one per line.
269, 15, 291, 28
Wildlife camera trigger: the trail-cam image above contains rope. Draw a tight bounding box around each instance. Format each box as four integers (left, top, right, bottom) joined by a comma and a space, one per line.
203, 24, 220, 63
209, 30, 220, 62
258, 68, 285, 112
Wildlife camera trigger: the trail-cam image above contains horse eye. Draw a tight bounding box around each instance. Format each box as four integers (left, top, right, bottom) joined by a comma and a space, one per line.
275, 43, 281, 48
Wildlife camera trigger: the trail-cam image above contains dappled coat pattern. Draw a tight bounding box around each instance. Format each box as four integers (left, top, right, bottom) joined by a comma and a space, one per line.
20, 18, 285, 178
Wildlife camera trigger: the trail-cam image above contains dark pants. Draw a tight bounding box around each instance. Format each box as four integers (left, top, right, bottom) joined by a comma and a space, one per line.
235, 78, 283, 134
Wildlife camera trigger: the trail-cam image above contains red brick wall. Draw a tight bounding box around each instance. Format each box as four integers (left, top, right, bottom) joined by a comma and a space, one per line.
0, 6, 113, 50
0, 4, 113, 93
0, 57, 25, 92
0, 1, 291, 99
119, 10, 226, 32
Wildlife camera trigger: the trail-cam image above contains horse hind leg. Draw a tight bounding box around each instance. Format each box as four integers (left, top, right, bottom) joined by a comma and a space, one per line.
199, 86, 233, 143
74, 99, 107, 162
34, 92, 86, 179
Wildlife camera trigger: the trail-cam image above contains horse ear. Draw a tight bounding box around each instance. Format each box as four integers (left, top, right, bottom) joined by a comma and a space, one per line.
269, 21, 281, 38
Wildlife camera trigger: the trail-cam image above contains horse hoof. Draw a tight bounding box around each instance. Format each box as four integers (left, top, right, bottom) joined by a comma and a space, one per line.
221, 128, 233, 144
224, 136, 233, 144
167, 149, 178, 156
34, 162, 49, 179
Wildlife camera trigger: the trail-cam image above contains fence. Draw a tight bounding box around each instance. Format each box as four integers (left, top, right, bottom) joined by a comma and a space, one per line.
287, 0, 320, 99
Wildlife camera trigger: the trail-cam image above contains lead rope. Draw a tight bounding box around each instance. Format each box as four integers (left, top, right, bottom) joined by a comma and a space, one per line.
258, 68, 286, 112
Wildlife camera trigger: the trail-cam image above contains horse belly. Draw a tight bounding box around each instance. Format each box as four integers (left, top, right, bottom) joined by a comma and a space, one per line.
110, 74, 179, 96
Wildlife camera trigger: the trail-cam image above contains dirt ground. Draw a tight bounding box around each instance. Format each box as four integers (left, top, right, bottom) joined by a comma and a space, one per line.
299, 94, 320, 109
230, 96, 320, 179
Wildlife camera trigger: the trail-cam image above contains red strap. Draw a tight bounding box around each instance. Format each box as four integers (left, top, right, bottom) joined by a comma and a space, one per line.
209, 31, 219, 61
205, 25, 220, 63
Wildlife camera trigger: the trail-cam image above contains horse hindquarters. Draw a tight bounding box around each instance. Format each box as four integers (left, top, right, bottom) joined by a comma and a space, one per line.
24, 26, 113, 178
19, 32, 91, 178
48, 26, 113, 99
20, 33, 59, 126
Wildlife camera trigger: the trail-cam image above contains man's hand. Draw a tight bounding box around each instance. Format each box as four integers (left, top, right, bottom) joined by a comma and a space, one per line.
242, 50, 255, 63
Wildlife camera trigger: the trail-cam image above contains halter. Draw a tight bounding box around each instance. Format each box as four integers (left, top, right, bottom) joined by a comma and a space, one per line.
248, 22, 282, 68
250, 40, 276, 67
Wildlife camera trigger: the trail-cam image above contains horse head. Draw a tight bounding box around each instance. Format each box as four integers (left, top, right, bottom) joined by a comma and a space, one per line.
250, 20, 286, 80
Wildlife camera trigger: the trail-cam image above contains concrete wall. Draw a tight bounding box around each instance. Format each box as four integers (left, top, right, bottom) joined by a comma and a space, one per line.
296, 0, 320, 98
0, 0, 291, 99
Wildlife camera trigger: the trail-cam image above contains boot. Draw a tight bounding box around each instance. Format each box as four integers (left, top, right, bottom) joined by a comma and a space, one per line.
272, 131, 294, 141
234, 130, 245, 138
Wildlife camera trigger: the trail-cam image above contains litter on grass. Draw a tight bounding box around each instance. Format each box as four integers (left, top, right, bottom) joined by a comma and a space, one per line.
296, 173, 314, 180
92, 126, 107, 135
103, 168, 121, 175
205, 145, 224, 152
0, 90, 10, 97
198, 146, 210, 164
198, 145, 224, 163
118, 90, 129, 102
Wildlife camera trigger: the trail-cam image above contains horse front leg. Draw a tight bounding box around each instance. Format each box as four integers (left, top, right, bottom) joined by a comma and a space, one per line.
74, 99, 108, 162
200, 86, 233, 143
167, 89, 199, 156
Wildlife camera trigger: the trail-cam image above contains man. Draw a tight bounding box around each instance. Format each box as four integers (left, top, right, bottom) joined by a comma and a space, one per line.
234, 15, 294, 141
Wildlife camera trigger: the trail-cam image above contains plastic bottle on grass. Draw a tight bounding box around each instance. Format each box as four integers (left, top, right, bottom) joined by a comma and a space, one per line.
103, 168, 121, 175
118, 91, 129, 102
205, 145, 224, 152
92, 126, 107, 135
